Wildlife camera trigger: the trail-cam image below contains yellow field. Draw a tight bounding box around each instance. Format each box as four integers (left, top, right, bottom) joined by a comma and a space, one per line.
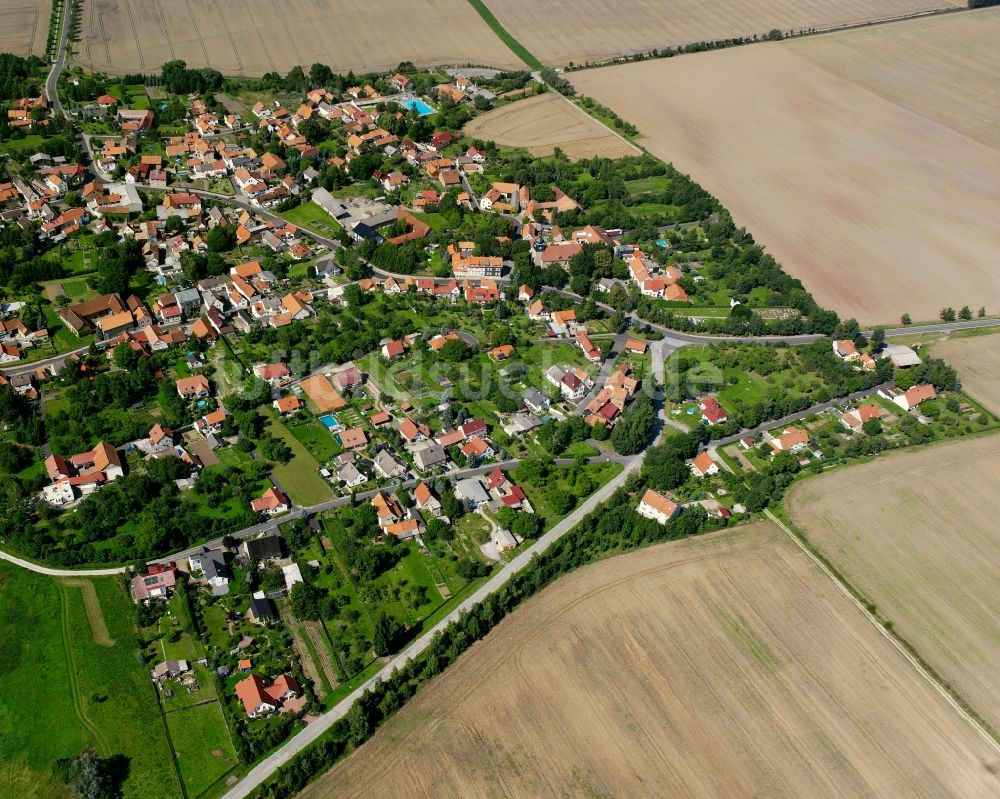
76, 0, 525, 76
0, 0, 50, 56
463, 92, 640, 160
571, 9, 1000, 324
930, 331, 1000, 415
300, 523, 1000, 799
788, 434, 1000, 735
486, 0, 956, 66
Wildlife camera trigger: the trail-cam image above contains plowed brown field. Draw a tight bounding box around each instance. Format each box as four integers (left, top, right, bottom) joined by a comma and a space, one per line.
571, 9, 1000, 324
299, 523, 1000, 799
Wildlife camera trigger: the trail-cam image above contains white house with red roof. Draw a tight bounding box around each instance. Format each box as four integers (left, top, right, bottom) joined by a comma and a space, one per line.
637, 489, 680, 524
251, 486, 290, 515
700, 397, 728, 425
690, 451, 719, 478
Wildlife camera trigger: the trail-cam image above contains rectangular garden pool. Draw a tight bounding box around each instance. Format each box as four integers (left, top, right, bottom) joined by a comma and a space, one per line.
401, 97, 435, 116
319, 414, 339, 430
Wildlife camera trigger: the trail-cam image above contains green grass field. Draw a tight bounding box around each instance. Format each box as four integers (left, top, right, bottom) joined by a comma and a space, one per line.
164, 701, 237, 798
287, 416, 344, 463
264, 413, 336, 506
279, 201, 341, 237
415, 212, 449, 232
0, 563, 90, 796
62, 578, 181, 799
0, 564, 182, 799
625, 175, 671, 195
0, 134, 47, 154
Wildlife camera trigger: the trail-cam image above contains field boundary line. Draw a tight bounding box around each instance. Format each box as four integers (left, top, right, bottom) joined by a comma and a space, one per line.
563, 4, 966, 74
764, 506, 1000, 754
547, 89, 642, 156
464, 0, 542, 70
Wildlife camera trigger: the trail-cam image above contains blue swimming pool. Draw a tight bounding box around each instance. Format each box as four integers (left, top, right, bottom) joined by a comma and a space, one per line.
656, 239, 668, 248
401, 98, 435, 116
319, 414, 339, 430
197, 399, 207, 408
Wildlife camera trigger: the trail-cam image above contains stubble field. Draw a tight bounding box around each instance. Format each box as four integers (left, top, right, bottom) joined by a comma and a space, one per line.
299, 523, 1000, 799
571, 9, 1000, 325
0, 0, 50, 56
463, 92, 639, 160
485, 0, 957, 66
930, 332, 1000, 415
75, 0, 525, 76
788, 434, 1000, 735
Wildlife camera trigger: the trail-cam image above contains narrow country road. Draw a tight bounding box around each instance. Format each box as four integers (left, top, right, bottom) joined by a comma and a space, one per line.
0, 454, 630, 578
0, 548, 124, 576
45, 0, 72, 119
707, 381, 893, 450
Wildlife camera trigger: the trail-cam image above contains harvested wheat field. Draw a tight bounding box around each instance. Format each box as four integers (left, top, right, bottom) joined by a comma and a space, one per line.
930, 332, 1000, 415
789, 9, 1000, 148
463, 92, 639, 160
486, 0, 957, 66
571, 10, 1000, 325
300, 523, 1000, 799
0, 0, 50, 56
75, 0, 525, 76
788, 434, 1000, 735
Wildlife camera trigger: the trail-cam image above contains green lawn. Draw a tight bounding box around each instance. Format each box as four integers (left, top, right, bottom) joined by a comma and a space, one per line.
0, 563, 91, 797
0, 134, 46, 154
416, 212, 449, 232
62, 577, 181, 799
625, 175, 671, 195
201, 604, 231, 651
286, 416, 344, 463
164, 701, 237, 798
280, 201, 341, 237
264, 412, 336, 506
109, 82, 151, 110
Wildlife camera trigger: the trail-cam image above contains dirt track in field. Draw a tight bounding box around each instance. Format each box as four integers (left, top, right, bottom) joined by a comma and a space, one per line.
571, 10, 1000, 324
74, 0, 525, 76
63, 578, 114, 647
463, 92, 639, 160
485, 0, 957, 66
788, 434, 1000, 736
299, 523, 1000, 799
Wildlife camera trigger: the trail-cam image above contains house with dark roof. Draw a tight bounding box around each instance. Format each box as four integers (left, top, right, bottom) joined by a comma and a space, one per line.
248, 597, 277, 624
240, 535, 283, 563
188, 547, 230, 589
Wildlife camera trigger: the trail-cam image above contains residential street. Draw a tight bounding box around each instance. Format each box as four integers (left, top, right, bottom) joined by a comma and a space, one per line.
217, 447, 646, 799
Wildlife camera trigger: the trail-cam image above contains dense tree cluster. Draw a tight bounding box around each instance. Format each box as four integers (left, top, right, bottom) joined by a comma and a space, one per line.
0, 53, 44, 102
611, 394, 657, 455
